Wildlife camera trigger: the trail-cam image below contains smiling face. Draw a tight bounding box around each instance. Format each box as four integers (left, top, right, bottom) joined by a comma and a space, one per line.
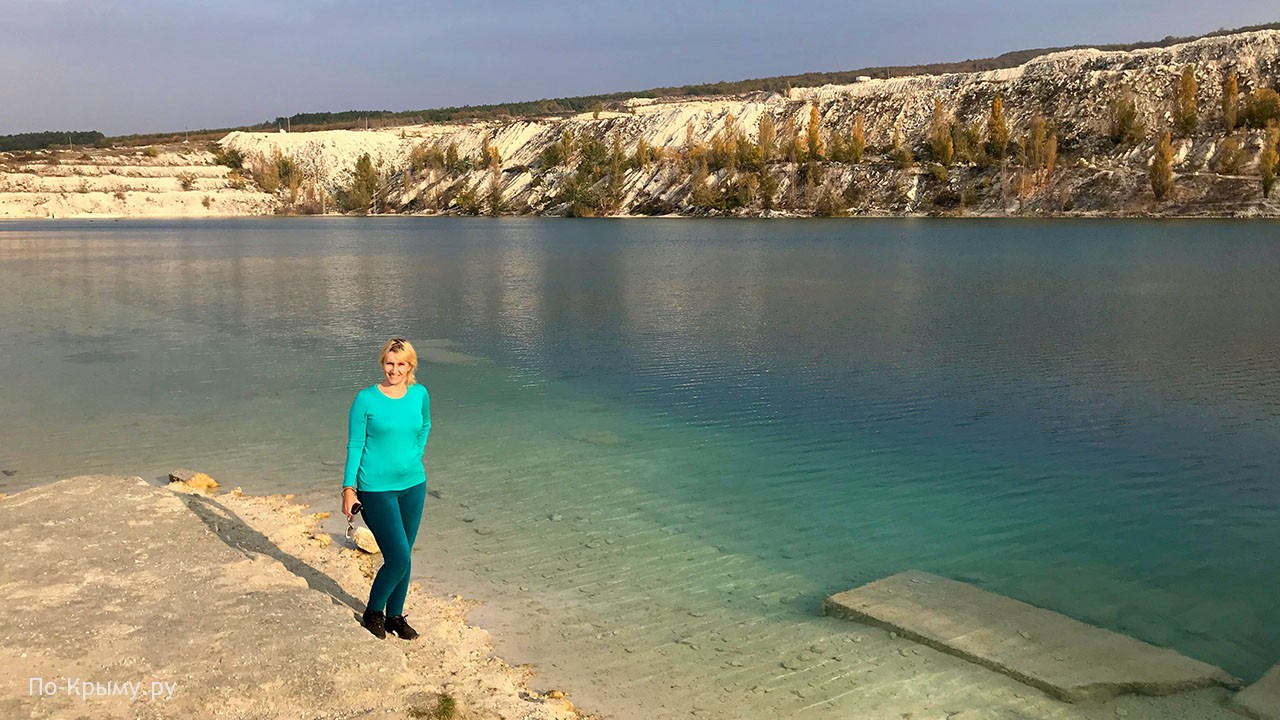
382, 351, 412, 387
377, 337, 418, 387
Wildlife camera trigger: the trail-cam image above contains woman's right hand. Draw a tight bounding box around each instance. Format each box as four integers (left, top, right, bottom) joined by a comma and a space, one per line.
342, 488, 359, 519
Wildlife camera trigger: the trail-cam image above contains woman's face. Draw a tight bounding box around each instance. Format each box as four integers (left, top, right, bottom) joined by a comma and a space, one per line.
383, 351, 411, 386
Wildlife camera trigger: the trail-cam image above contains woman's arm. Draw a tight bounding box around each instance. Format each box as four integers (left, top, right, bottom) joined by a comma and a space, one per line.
342, 393, 368, 489
342, 486, 358, 518
417, 386, 432, 455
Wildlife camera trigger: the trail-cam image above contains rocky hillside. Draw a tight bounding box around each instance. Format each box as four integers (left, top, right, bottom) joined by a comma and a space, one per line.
5, 28, 1279, 219
0, 145, 276, 218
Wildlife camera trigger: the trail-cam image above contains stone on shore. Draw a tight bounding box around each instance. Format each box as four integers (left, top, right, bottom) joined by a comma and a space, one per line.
353, 525, 381, 554
822, 570, 1237, 703
1231, 664, 1280, 720
167, 467, 218, 493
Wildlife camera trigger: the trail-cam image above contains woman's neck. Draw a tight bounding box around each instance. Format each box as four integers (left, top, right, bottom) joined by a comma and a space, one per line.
377, 381, 408, 398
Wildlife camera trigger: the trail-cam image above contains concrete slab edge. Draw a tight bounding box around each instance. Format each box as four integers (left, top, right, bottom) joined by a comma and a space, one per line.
1228, 664, 1280, 720
1227, 702, 1271, 720
820, 596, 1231, 703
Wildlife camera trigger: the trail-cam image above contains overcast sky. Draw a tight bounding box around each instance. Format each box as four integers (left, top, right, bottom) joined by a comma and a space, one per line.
1, 0, 1276, 136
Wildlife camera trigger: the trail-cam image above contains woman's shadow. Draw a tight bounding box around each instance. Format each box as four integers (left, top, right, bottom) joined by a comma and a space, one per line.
176, 489, 365, 615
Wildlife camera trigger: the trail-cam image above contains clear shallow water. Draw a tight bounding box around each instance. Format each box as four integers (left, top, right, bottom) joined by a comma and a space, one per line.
1, 217, 1277, 719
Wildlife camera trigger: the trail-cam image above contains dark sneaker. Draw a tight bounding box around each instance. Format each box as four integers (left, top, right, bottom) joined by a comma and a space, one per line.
362, 609, 386, 639
386, 615, 419, 640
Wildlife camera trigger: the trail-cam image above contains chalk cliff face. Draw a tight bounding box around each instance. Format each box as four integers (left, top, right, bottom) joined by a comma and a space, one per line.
0, 146, 276, 219
213, 28, 1280, 217
4, 29, 1278, 218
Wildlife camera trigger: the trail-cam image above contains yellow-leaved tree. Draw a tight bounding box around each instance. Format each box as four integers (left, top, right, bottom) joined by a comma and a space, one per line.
929, 98, 954, 166
1173, 66, 1198, 136
850, 113, 865, 164
1222, 71, 1239, 134
1261, 121, 1279, 199
1149, 130, 1174, 201
987, 96, 1009, 160
757, 114, 776, 163
806, 105, 823, 160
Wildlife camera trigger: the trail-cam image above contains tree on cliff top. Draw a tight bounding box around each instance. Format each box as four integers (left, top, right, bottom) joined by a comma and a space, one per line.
1149, 130, 1174, 201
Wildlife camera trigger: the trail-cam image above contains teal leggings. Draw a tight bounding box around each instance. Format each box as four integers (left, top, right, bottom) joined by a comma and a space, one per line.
357, 482, 426, 617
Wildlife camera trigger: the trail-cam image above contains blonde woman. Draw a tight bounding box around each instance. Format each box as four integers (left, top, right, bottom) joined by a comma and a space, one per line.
341, 338, 431, 639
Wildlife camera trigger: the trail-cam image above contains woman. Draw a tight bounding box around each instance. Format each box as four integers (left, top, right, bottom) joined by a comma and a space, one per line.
341, 338, 431, 639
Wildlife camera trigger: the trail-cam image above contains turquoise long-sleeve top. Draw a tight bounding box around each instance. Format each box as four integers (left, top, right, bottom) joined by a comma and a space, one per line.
342, 383, 431, 492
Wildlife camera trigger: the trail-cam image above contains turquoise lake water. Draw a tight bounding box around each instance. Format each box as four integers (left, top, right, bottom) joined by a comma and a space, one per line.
1, 217, 1276, 719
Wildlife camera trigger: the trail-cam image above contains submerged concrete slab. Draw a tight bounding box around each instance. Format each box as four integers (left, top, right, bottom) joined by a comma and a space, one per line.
822, 570, 1237, 703
1231, 664, 1280, 720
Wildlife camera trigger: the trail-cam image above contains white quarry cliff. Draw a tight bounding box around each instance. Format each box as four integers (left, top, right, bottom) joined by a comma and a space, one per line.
233, 28, 1280, 217
2, 28, 1278, 218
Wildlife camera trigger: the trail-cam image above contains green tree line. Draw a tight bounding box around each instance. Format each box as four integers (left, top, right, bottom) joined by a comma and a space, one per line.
0, 131, 105, 152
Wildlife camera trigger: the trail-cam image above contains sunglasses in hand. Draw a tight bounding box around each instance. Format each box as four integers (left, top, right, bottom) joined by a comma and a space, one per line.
345, 502, 363, 541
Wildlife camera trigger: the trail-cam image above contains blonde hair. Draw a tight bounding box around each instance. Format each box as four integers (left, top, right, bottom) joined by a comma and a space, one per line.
378, 337, 418, 385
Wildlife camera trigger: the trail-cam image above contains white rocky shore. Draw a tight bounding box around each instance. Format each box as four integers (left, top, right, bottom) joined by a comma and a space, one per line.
0, 475, 594, 720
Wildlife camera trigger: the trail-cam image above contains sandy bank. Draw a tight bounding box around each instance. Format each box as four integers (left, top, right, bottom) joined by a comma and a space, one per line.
0, 475, 595, 720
